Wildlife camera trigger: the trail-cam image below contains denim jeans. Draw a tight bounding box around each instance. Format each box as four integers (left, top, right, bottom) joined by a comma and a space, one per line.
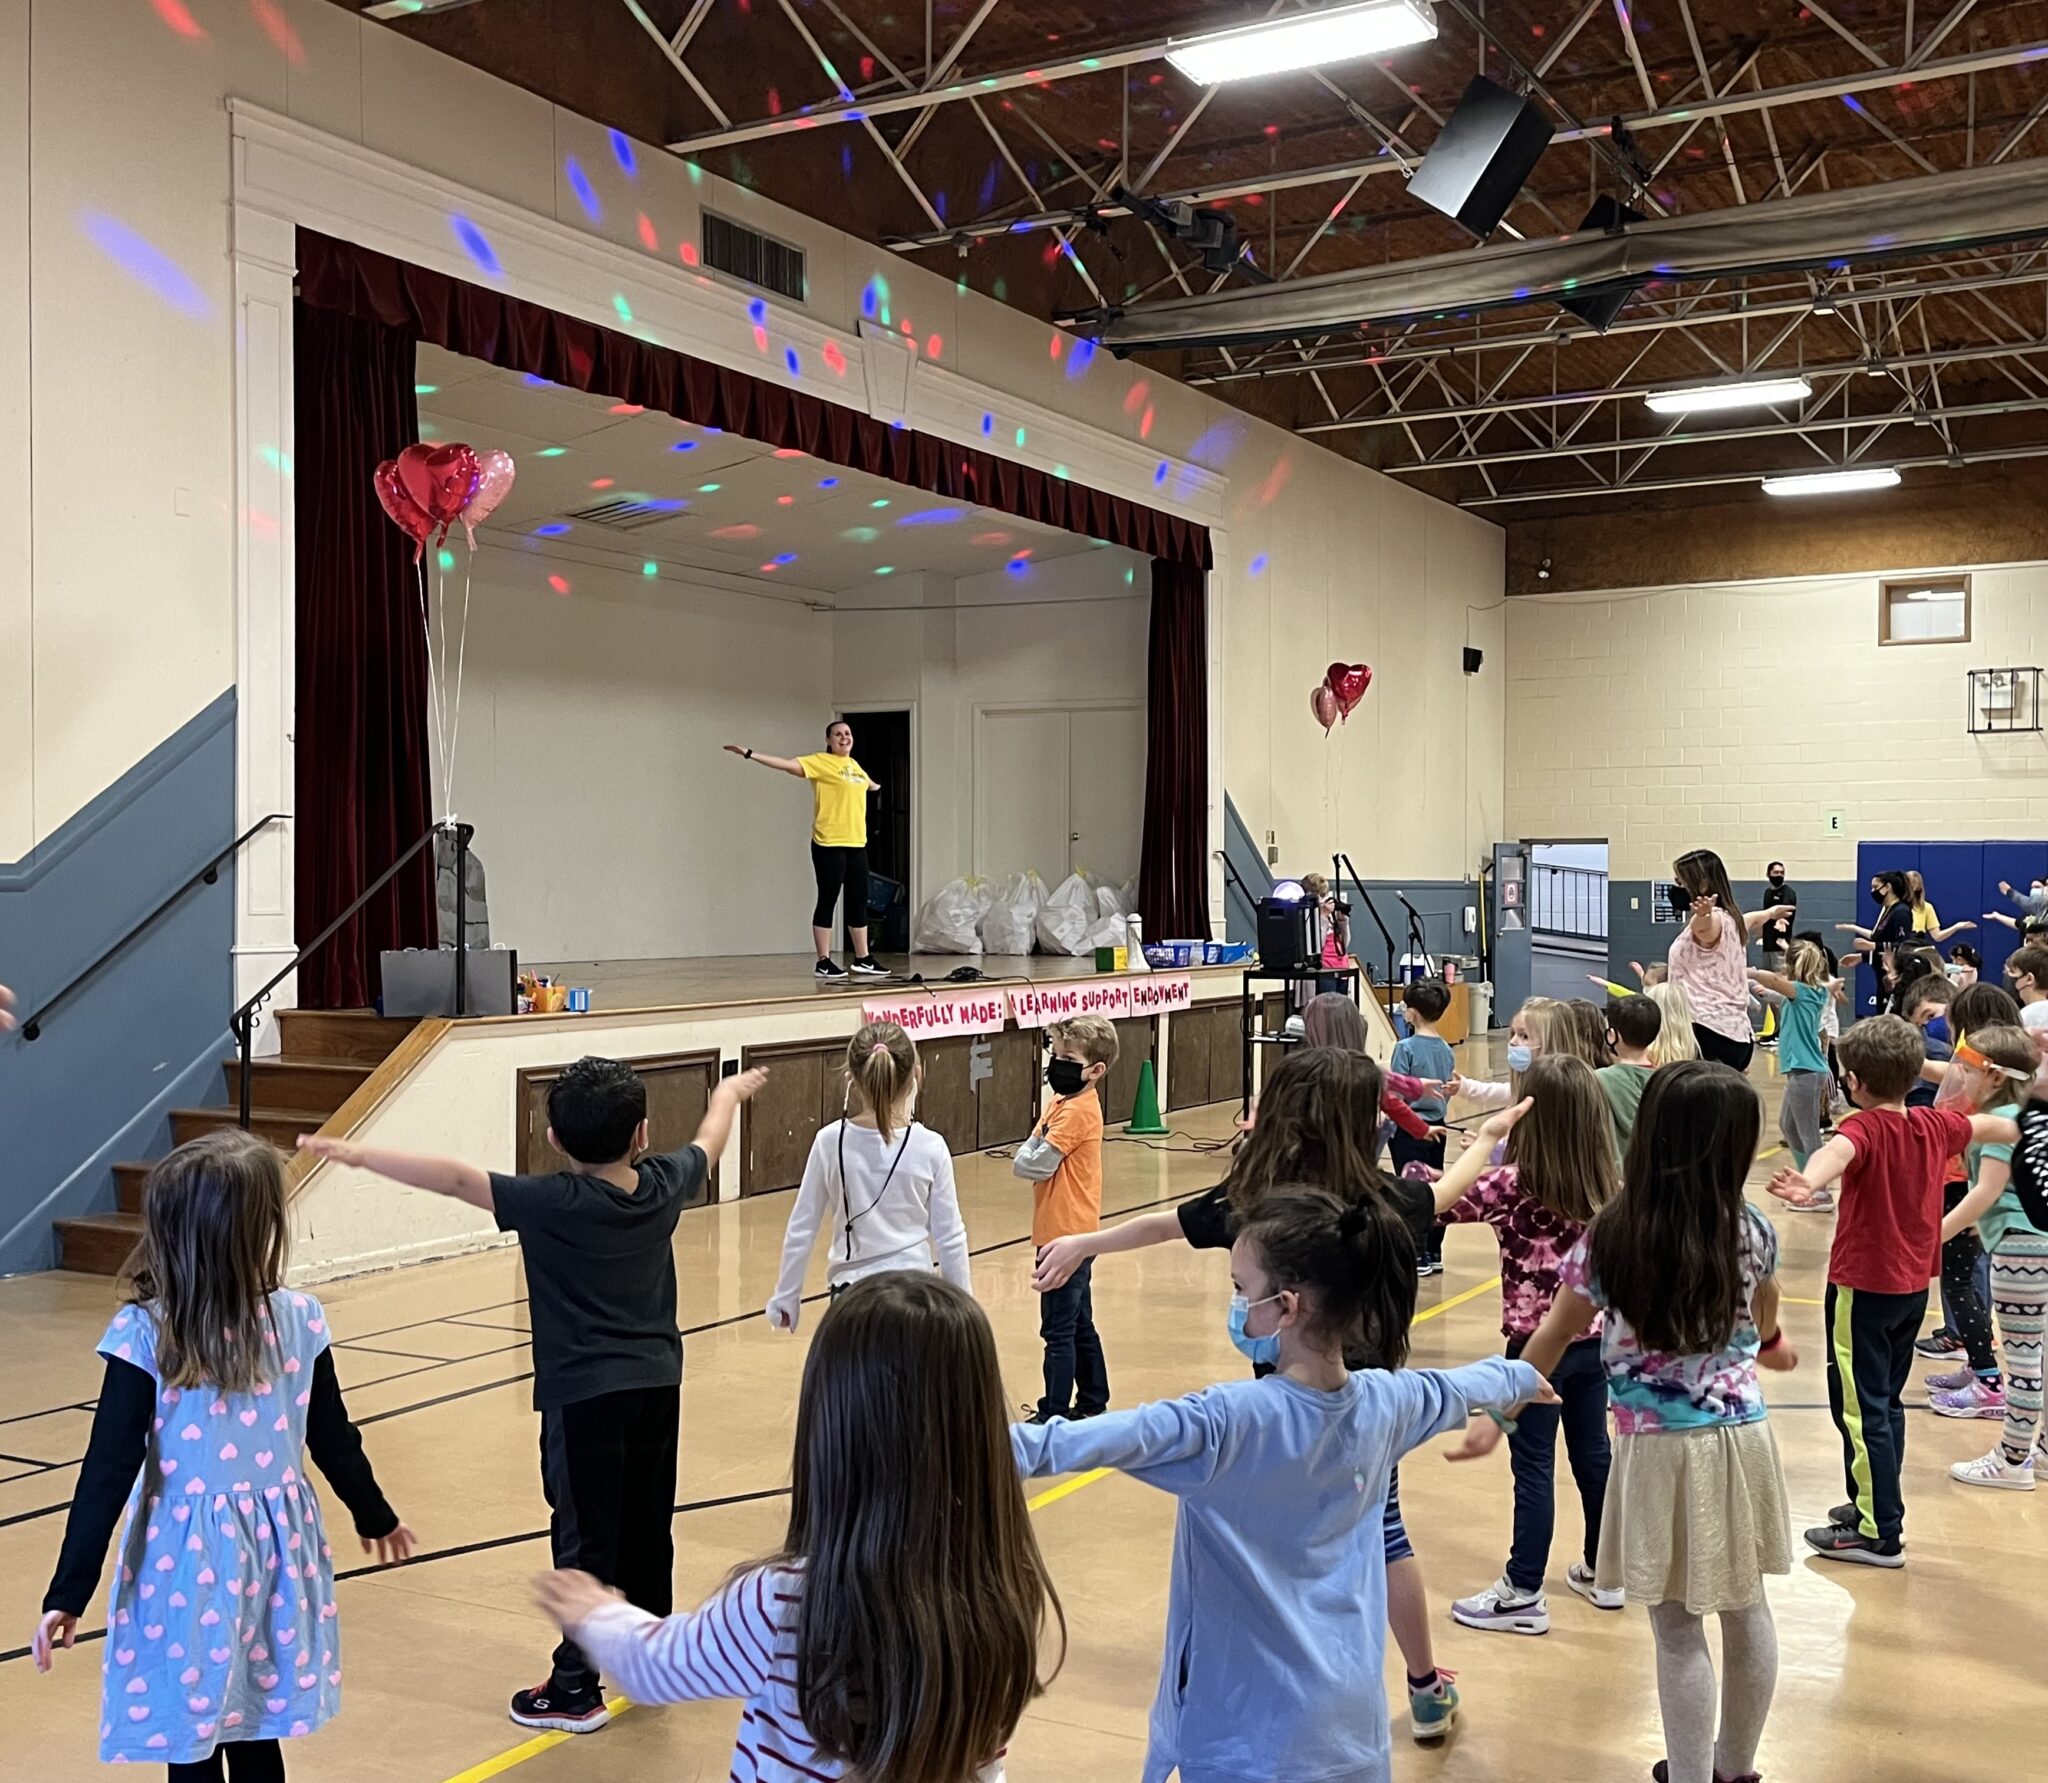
1039, 1257, 1109, 1418
1504, 1335, 1611, 1593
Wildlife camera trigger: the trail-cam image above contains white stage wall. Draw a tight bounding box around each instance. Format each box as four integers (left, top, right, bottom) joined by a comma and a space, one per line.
426, 543, 831, 962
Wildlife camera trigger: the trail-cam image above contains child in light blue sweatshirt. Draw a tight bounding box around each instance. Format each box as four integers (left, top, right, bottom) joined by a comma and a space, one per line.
1013, 1186, 1549, 1783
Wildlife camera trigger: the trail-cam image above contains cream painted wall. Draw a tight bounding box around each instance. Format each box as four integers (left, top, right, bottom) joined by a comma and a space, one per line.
4, 0, 1504, 898
832, 549, 1149, 901
428, 542, 830, 962
1505, 562, 2048, 880
1, 0, 32, 860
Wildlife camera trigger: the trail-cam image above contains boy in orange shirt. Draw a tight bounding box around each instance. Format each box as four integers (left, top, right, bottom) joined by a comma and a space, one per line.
1015, 1014, 1120, 1423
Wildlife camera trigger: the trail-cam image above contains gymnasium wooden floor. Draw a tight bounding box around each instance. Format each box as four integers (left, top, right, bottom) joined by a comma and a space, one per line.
4, 1042, 2041, 1782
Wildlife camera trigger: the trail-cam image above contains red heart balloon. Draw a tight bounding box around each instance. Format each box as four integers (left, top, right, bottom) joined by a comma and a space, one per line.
373, 459, 435, 562
1325, 661, 1372, 719
1309, 684, 1339, 733
395, 443, 483, 531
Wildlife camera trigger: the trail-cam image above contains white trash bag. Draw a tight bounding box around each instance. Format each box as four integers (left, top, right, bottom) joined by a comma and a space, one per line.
1095, 882, 1131, 921
911, 878, 985, 954
980, 870, 1047, 955
1035, 871, 1097, 956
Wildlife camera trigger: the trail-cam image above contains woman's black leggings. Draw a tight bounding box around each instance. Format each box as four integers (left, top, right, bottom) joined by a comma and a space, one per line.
810, 843, 870, 933
1692, 1023, 1754, 1074
170, 1740, 286, 1782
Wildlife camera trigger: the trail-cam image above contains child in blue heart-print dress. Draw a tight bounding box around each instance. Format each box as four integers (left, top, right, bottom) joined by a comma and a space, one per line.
33, 1130, 414, 1780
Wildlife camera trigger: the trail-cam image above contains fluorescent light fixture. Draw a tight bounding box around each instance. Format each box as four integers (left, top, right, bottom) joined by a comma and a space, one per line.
363, 0, 482, 19
1165, 0, 1436, 85
1760, 466, 1901, 498
1644, 375, 1813, 416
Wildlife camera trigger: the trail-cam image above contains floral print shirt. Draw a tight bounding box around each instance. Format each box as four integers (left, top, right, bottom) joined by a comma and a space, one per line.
1442, 1164, 1599, 1341
1559, 1204, 1780, 1434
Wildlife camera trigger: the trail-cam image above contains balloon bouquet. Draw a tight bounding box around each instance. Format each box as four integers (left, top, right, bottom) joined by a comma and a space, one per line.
1309, 661, 1372, 734
372, 443, 517, 822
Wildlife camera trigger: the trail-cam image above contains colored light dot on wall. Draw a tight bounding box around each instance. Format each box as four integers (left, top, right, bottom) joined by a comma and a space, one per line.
819, 477, 839, 489
698, 483, 722, 493
1249, 553, 1270, 576
536, 447, 567, 457
534, 522, 571, 537
415, 383, 438, 396
1006, 558, 1029, 578
926, 334, 943, 359
821, 340, 847, 377
671, 439, 698, 452
437, 549, 456, 572
1014, 428, 1028, 447
548, 574, 571, 595
981, 413, 994, 436
748, 298, 768, 325
871, 498, 890, 510
1154, 461, 1169, 486
610, 129, 638, 176
590, 477, 614, 489
875, 566, 895, 576
612, 293, 634, 323
566, 156, 601, 223
636, 212, 658, 251
785, 347, 802, 375
451, 215, 502, 277
774, 552, 798, 565
609, 402, 645, 416
680, 241, 701, 268
777, 494, 795, 506
642, 560, 659, 577
1124, 567, 1135, 585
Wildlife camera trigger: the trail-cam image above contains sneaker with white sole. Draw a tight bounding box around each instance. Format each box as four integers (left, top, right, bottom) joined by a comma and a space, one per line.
1914, 1329, 1965, 1358
1929, 1378, 2006, 1420
849, 956, 891, 978
1785, 1187, 1836, 1213
1923, 1362, 1977, 1392
508, 1680, 610, 1733
1950, 1450, 2036, 1491
1408, 1670, 1459, 1743
1451, 1577, 1549, 1634
814, 958, 850, 983
1803, 1522, 1904, 1567
1565, 1561, 1623, 1610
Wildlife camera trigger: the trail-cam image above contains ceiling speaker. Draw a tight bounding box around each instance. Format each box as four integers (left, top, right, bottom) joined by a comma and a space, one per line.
1405, 76, 1555, 240
1556, 195, 1648, 331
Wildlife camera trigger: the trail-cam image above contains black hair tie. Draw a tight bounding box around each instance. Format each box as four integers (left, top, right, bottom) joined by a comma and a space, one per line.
1337, 1203, 1369, 1239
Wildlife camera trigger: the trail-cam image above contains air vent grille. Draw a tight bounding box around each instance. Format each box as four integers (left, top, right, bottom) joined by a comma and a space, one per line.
562, 498, 687, 532
702, 212, 807, 302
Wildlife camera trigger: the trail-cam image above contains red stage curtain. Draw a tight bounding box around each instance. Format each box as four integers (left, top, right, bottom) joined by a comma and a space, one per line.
1139, 557, 1211, 941
294, 229, 1212, 572
293, 299, 438, 1008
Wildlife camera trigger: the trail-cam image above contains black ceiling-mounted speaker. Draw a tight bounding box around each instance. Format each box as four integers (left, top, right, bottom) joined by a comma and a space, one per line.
1556, 195, 1648, 332
1462, 646, 1484, 675
1406, 76, 1556, 240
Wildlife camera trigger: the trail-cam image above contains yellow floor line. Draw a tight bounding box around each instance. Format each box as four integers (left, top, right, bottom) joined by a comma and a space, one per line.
441, 1701, 636, 1782
438, 1274, 1507, 1780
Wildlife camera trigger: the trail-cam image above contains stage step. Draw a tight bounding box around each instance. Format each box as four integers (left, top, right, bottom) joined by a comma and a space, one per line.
219, 1057, 373, 1114
171, 1107, 315, 1150
54, 1212, 143, 1277
273, 1008, 420, 1066
115, 1161, 151, 1214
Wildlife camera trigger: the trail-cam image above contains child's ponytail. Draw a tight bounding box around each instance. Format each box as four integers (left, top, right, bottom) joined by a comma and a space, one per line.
846, 1021, 919, 1142
1240, 1185, 1417, 1369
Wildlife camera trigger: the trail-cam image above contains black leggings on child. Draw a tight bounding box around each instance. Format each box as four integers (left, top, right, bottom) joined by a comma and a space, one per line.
170, 1740, 286, 1782
1938, 1181, 1999, 1378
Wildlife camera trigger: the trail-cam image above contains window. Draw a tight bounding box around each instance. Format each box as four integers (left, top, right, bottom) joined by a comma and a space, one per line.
1879, 575, 1969, 645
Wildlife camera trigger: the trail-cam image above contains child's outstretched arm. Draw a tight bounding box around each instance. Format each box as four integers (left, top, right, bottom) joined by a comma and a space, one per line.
1967, 1111, 2022, 1149
34, 1357, 154, 1669
1012, 1392, 1227, 1495
1032, 1209, 1183, 1291
538, 1567, 776, 1707
1768, 1133, 1856, 1205
305, 1351, 415, 1564
296, 1135, 493, 1210
1746, 965, 1799, 1001
1442, 1291, 1591, 1461
691, 1067, 768, 1165
1942, 1158, 2013, 1243
1431, 1099, 1530, 1215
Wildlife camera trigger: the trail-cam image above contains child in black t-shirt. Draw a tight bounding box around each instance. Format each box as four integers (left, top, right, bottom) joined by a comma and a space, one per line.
300, 1055, 764, 1734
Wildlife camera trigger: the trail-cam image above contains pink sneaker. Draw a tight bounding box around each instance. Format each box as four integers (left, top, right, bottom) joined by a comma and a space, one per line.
1929, 1379, 2006, 1420
1923, 1363, 1977, 1392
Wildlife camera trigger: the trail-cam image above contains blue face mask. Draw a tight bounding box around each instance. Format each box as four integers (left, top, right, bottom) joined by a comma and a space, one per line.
1226, 1292, 1283, 1366
1506, 1043, 1534, 1072
1924, 1015, 1950, 1045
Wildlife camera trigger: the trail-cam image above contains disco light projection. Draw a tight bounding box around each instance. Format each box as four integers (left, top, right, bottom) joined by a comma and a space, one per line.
1065, 339, 1097, 381
1006, 557, 1030, 578
78, 213, 212, 319
899, 506, 968, 526
549, 574, 572, 595
534, 523, 571, 538
566, 157, 602, 222
1014, 428, 1028, 448
821, 341, 848, 377
874, 566, 896, 576
1248, 554, 1270, 576
642, 560, 659, 577
612, 293, 635, 324
680, 241, 702, 268
785, 347, 802, 376
535, 446, 567, 458
637, 213, 659, 251
671, 439, 699, 452
842, 526, 880, 543
524, 374, 557, 388
819, 478, 840, 489
252, 0, 305, 63
415, 383, 438, 396
981, 413, 995, 436
698, 483, 722, 493
1188, 416, 1248, 469
148, 0, 204, 39
452, 216, 503, 277
871, 499, 891, 510
773, 552, 799, 565
1154, 461, 1170, 486
610, 129, 638, 176
711, 523, 762, 541
438, 549, 457, 573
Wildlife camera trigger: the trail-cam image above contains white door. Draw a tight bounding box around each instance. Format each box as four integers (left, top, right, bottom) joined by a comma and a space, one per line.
974, 709, 1070, 880
1068, 706, 1146, 888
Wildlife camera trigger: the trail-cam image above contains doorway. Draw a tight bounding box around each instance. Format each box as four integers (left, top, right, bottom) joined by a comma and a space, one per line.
972, 704, 1145, 889
1527, 840, 1610, 1001
841, 708, 912, 953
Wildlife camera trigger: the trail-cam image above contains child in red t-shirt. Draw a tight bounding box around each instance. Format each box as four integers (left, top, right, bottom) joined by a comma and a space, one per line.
1769, 1015, 2017, 1565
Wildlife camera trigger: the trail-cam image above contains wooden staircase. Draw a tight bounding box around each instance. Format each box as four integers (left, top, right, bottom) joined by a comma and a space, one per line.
54, 1010, 420, 1276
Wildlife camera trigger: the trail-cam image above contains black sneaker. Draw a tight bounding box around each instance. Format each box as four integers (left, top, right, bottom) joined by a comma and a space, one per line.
1803, 1522, 1904, 1567
814, 958, 850, 982
509, 1680, 610, 1732
1023, 1401, 1066, 1426
849, 956, 890, 978
1828, 1501, 1857, 1528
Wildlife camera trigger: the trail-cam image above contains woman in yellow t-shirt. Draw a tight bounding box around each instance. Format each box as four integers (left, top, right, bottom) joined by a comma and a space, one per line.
725, 721, 888, 982
1905, 870, 1977, 944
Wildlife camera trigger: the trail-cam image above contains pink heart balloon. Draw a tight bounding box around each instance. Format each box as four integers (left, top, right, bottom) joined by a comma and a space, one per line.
456, 449, 517, 547
1309, 684, 1339, 734
372, 459, 434, 563
395, 442, 482, 533
1325, 661, 1372, 719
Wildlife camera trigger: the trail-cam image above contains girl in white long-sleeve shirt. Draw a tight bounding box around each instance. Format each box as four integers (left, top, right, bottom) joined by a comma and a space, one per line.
535, 1273, 1063, 1783
769, 1021, 971, 1331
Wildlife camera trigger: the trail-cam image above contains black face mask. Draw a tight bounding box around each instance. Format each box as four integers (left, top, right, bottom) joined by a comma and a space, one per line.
1768, 874, 1786, 887
1046, 1057, 1088, 1097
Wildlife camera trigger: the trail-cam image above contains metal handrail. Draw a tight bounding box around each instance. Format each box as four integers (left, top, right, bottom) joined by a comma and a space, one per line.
232, 821, 471, 1125
19, 813, 289, 1042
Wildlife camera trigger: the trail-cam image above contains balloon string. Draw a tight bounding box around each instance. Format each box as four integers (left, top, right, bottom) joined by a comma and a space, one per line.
433, 550, 452, 816
417, 560, 446, 822
443, 550, 474, 821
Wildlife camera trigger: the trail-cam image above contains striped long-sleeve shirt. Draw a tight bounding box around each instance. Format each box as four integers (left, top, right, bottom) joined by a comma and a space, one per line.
572, 1562, 1005, 1783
